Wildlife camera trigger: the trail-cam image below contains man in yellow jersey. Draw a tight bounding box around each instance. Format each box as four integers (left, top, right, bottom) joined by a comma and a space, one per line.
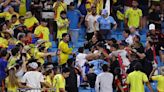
125, 0, 142, 29
34, 19, 49, 41
34, 19, 51, 49
53, 67, 70, 92
58, 33, 73, 66
0, 6, 19, 20
53, 0, 67, 21
56, 11, 69, 42
53, 0, 67, 40
149, 66, 164, 92
24, 11, 39, 31
10, 15, 19, 28
126, 62, 153, 92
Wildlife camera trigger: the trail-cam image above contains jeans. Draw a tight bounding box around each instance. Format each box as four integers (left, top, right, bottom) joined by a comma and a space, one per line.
69, 29, 80, 47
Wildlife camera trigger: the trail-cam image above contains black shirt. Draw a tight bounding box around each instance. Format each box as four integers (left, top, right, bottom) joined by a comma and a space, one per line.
86, 73, 97, 88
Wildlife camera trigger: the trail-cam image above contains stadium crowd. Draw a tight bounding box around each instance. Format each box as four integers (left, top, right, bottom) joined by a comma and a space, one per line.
0, 0, 164, 92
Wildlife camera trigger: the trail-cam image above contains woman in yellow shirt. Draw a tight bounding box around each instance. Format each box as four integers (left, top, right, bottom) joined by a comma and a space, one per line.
6, 67, 28, 92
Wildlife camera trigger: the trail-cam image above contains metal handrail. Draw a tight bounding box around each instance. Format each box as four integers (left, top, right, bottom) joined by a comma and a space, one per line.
17, 88, 56, 92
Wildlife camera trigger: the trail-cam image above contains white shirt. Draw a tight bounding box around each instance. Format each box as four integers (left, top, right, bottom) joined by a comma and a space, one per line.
76, 53, 87, 67
95, 72, 113, 92
64, 0, 73, 5
125, 35, 133, 45
85, 14, 100, 33
104, 0, 110, 15
117, 50, 130, 66
21, 71, 44, 90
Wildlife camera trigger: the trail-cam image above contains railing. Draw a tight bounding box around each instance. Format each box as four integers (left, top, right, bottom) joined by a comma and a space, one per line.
17, 88, 55, 92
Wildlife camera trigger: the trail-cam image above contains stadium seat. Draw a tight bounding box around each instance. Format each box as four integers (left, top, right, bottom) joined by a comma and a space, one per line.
51, 41, 58, 48
118, 35, 124, 40
140, 35, 147, 42
111, 35, 118, 40
49, 34, 54, 41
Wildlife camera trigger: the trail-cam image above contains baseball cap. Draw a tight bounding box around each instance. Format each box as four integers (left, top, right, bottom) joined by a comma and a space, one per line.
36, 39, 47, 46
28, 62, 38, 69
149, 24, 155, 30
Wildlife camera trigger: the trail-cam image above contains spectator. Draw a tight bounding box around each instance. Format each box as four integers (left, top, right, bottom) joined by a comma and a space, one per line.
44, 65, 57, 88
97, 9, 117, 40
5, 67, 28, 92
53, 0, 67, 21
0, 32, 9, 48
56, 11, 69, 42
17, 33, 26, 44
147, 24, 163, 55
8, 46, 20, 67
53, 0, 67, 39
0, 49, 8, 87
34, 19, 49, 41
95, 64, 113, 92
10, 14, 19, 28
84, 33, 103, 51
21, 59, 50, 91
93, 0, 103, 15
126, 53, 140, 74
2, 20, 13, 35
113, 67, 124, 92
34, 39, 56, 64
58, 33, 73, 67
54, 67, 70, 92
67, 2, 84, 47
118, 42, 130, 67
129, 26, 139, 37
126, 62, 153, 92
76, 47, 99, 77
85, 6, 99, 41
149, 66, 164, 92
149, 4, 162, 30
133, 41, 154, 77
131, 35, 144, 54
85, 64, 97, 92
66, 59, 78, 92
122, 29, 133, 45
125, 0, 142, 29
18, 0, 26, 16
105, 38, 117, 50
18, 16, 25, 25
24, 11, 39, 32
30, 0, 42, 21
0, 6, 19, 20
